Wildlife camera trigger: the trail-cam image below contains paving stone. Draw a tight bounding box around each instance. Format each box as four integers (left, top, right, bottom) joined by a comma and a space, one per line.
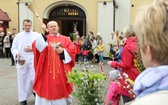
0, 58, 114, 105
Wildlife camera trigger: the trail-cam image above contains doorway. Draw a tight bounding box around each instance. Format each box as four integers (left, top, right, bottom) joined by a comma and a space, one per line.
60, 20, 85, 37
47, 5, 86, 37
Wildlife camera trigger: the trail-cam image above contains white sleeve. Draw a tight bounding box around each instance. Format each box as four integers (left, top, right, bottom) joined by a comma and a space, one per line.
35, 34, 48, 52
63, 49, 72, 64
11, 35, 19, 60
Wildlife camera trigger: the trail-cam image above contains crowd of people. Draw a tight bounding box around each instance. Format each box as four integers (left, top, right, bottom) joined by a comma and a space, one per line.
0, 0, 168, 105
0, 27, 17, 66
72, 31, 104, 64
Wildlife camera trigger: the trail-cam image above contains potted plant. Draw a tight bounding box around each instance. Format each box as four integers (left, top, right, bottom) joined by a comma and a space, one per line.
67, 63, 106, 105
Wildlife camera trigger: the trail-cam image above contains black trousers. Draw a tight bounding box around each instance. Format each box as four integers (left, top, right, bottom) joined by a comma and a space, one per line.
5, 48, 11, 58
11, 52, 15, 65
95, 54, 99, 63
75, 54, 80, 62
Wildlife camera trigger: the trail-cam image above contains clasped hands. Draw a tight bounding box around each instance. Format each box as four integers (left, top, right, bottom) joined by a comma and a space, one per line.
24, 46, 32, 52
41, 23, 63, 54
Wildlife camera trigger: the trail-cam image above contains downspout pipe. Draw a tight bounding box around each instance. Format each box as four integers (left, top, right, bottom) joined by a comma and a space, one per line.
17, 0, 20, 32
113, 0, 116, 31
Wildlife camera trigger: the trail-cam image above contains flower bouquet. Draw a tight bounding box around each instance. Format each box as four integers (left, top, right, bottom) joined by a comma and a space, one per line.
67, 64, 106, 105
106, 51, 114, 59
134, 43, 145, 72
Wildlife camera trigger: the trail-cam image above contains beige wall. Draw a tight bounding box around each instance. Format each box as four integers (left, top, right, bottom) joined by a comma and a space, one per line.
0, 0, 155, 57
0, 0, 18, 32
0, 0, 154, 33
33, 0, 98, 34
130, 0, 153, 24
0, 0, 98, 35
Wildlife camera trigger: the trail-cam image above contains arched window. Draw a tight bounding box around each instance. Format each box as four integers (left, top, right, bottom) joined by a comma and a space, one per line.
49, 6, 86, 19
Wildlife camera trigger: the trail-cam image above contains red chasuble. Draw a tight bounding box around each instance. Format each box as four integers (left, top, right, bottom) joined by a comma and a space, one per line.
32, 34, 76, 100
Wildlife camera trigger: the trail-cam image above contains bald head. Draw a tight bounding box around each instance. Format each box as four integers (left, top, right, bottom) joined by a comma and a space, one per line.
111, 31, 115, 37
47, 21, 59, 35
47, 21, 57, 27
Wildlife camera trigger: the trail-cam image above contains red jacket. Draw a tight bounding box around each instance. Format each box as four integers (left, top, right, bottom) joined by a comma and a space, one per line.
111, 37, 140, 81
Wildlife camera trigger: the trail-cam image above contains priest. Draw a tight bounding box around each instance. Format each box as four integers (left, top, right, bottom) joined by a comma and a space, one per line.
32, 21, 76, 105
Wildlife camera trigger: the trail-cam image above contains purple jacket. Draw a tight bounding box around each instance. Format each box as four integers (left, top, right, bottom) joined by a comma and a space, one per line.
133, 65, 168, 98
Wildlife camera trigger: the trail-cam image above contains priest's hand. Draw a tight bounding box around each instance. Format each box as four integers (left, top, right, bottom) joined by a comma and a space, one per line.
16, 53, 21, 59
24, 46, 32, 52
55, 46, 64, 54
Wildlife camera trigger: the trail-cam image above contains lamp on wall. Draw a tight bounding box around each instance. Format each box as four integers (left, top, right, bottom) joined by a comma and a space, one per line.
25, 2, 28, 6
113, 0, 119, 31
103, 1, 107, 5
64, 4, 70, 13
64, 8, 69, 13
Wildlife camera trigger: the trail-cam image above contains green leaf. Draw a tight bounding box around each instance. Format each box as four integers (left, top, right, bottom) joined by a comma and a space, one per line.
67, 66, 105, 104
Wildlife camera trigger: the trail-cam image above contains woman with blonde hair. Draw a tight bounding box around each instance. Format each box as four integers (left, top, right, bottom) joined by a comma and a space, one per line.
107, 25, 140, 81
126, 0, 168, 105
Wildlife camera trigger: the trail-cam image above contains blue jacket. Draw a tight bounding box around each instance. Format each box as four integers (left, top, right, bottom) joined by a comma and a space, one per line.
133, 65, 168, 98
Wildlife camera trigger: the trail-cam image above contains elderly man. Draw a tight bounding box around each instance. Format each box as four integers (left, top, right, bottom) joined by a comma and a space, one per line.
110, 31, 118, 60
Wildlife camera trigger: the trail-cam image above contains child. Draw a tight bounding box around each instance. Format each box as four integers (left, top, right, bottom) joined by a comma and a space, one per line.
97, 39, 104, 64
105, 70, 135, 105
81, 38, 89, 62
115, 35, 124, 62
115, 35, 124, 72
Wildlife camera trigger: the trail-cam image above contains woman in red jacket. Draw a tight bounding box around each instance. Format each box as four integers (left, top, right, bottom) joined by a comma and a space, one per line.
107, 25, 140, 81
